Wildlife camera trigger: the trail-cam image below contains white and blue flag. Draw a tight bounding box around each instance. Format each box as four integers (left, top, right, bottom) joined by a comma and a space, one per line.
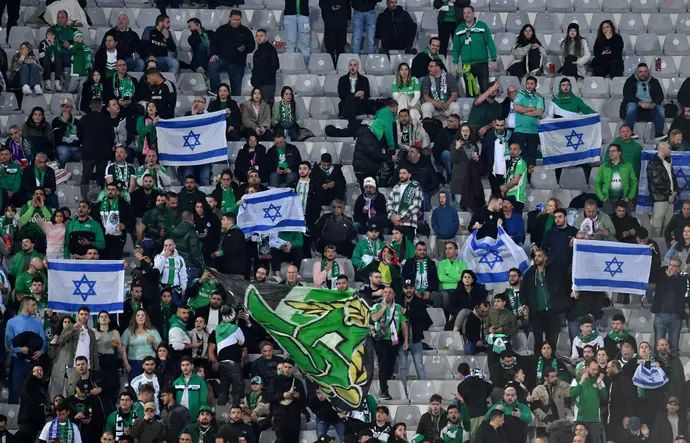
47, 260, 125, 313
572, 240, 652, 295
157, 110, 228, 166
538, 114, 602, 169
237, 188, 306, 237
459, 227, 529, 284
636, 150, 690, 214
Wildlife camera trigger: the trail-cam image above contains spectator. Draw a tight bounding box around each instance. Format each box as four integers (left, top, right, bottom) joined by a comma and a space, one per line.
501, 143, 527, 213
398, 145, 438, 210
311, 153, 346, 205
481, 117, 512, 196
268, 358, 306, 441
131, 402, 164, 442
547, 77, 595, 119
392, 63, 422, 121
669, 128, 686, 151
594, 143, 638, 214
101, 14, 145, 72
460, 302, 489, 354
78, 98, 113, 200
136, 69, 177, 119
604, 359, 637, 443
367, 98, 397, 152
450, 123, 482, 210
391, 225, 414, 262
591, 20, 624, 78
449, 270, 487, 326
605, 124, 644, 180
656, 338, 684, 394
136, 151, 172, 192
486, 292, 517, 340
371, 286, 407, 400
437, 240, 467, 293
621, 63, 665, 139
571, 359, 608, 443
104, 59, 139, 120
187, 18, 212, 73
573, 199, 616, 241
502, 197, 525, 244
207, 83, 242, 142
431, 190, 459, 240
209, 10, 255, 97
387, 166, 422, 240
451, 5, 497, 95
527, 366, 571, 437
265, 131, 301, 187
474, 409, 505, 443
53, 96, 80, 169
470, 194, 504, 240
0, 145, 23, 204
652, 257, 686, 357
467, 80, 503, 136
401, 241, 438, 297
181, 405, 217, 442
271, 86, 303, 142
143, 14, 178, 73
234, 138, 267, 184
214, 213, 247, 277
434, 0, 465, 56
502, 85, 518, 129
375, 0, 417, 55
94, 35, 118, 80
421, 59, 460, 119
353, 177, 388, 234
207, 306, 245, 406
647, 141, 677, 237
283, 0, 310, 61
652, 397, 686, 443
396, 109, 430, 151
241, 87, 273, 141
312, 244, 344, 289
38, 29, 63, 92
39, 401, 82, 443
9, 42, 42, 96
511, 76, 544, 170
506, 24, 547, 80
571, 316, 604, 361
559, 23, 590, 79
4, 125, 32, 164
664, 201, 690, 247
64, 200, 105, 259
484, 386, 533, 443
308, 391, 344, 442
291, 162, 321, 252
21, 152, 57, 208
94, 183, 133, 260
250, 29, 279, 104
351, 0, 380, 55
612, 201, 642, 244
105, 103, 134, 166
417, 394, 449, 441
177, 176, 206, 214
411, 37, 446, 79
338, 59, 371, 124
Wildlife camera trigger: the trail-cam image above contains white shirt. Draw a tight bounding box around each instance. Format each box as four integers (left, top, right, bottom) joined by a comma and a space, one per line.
130, 373, 161, 411
179, 375, 192, 409
207, 308, 220, 333
73, 328, 90, 365
153, 253, 188, 288
169, 325, 191, 351
39, 420, 83, 443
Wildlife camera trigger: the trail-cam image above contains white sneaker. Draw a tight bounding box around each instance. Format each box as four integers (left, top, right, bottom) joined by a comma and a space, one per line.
54, 80, 62, 92
45, 79, 53, 91
21, 84, 31, 95
33, 84, 43, 95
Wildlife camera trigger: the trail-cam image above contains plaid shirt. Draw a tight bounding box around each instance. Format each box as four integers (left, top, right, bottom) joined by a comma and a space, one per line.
386, 180, 422, 228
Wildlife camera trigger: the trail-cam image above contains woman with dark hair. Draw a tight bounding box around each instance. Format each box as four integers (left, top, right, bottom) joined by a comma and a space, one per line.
271, 86, 301, 141
234, 134, 268, 183
79, 69, 104, 113
451, 123, 484, 211
22, 106, 53, 158
93, 310, 121, 409
48, 315, 75, 400
154, 343, 175, 390
446, 270, 487, 324
211, 169, 241, 215
207, 83, 242, 141
507, 24, 547, 79
559, 23, 591, 79
9, 41, 41, 95
529, 341, 571, 387
591, 20, 624, 78
38, 209, 66, 259
528, 197, 563, 250
388, 422, 410, 442
135, 101, 158, 160
240, 87, 272, 141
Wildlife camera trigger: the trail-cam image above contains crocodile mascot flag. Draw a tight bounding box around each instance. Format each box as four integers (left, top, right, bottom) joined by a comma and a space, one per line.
211, 272, 375, 411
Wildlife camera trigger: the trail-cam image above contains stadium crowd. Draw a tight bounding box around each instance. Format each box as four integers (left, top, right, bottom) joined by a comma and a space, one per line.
0, 0, 687, 442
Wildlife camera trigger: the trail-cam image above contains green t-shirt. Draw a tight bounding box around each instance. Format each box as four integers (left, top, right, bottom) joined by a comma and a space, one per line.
371, 303, 405, 342
467, 99, 503, 128
391, 77, 421, 98
514, 91, 544, 134
277, 146, 288, 169
442, 4, 457, 22
534, 270, 551, 311
505, 157, 527, 203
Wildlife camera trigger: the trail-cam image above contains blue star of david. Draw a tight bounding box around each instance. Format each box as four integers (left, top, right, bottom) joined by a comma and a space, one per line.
603, 257, 624, 278
478, 249, 504, 270
263, 203, 283, 223
675, 168, 690, 192
565, 130, 585, 151
182, 130, 202, 151
72, 274, 97, 302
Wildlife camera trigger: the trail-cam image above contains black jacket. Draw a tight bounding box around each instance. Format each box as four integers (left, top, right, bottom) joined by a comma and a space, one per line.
265, 143, 302, 173
21, 164, 56, 196
319, 0, 351, 24
217, 421, 256, 443
353, 126, 391, 176
401, 258, 439, 293
94, 196, 134, 233
338, 74, 370, 103
401, 291, 433, 343
647, 155, 679, 202
669, 115, 690, 146
678, 77, 690, 108
287, 177, 322, 230
217, 227, 247, 276
612, 214, 641, 243
251, 41, 280, 88
417, 410, 448, 442
268, 375, 306, 418
143, 27, 177, 58
375, 6, 416, 39
130, 187, 160, 215
521, 263, 570, 314
652, 412, 688, 443
284, 0, 309, 16
458, 376, 493, 418
211, 23, 256, 66
398, 155, 440, 194
411, 51, 446, 80
101, 27, 141, 59
607, 373, 638, 426
207, 98, 242, 130
542, 225, 578, 268
473, 420, 505, 443
664, 212, 690, 245
77, 111, 115, 161
135, 78, 177, 119
79, 81, 105, 114
18, 374, 48, 427
52, 114, 80, 148
651, 269, 687, 316
310, 163, 347, 203
620, 74, 664, 119
234, 143, 268, 183
353, 191, 387, 226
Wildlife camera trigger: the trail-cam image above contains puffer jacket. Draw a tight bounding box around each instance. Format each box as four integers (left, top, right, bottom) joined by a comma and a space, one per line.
527, 380, 572, 428
353, 126, 391, 176
171, 221, 204, 269
647, 154, 679, 202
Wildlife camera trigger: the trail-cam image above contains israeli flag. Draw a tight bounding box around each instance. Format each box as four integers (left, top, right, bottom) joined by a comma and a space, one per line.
459, 227, 529, 284
636, 150, 690, 214
538, 114, 602, 169
156, 110, 228, 166
572, 240, 652, 295
237, 188, 306, 237
47, 260, 126, 313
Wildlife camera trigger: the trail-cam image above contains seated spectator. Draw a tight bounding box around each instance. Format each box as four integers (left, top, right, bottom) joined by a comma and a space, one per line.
664, 200, 690, 247
312, 244, 343, 289
234, 136, 267, 183
559, 23, 590, 79
52, 96, 80, 169
591, 20, 624, 78
23, 107, 53, 160
310, 153, 346, 205
448, 269, 486, 325
359, 245, 404, 298
271, 86, 302, 142
375, 0, 417, 55
452, 5, 496, 95
136, 150, 172, 191
669, 107, 690, 148
352, 221, 385, 270
265, 132, 301, 187
392, 63, 422, 121
390, 225, 414, 263
664, 225, 690, 272
647, 141, 677, 237
70, 31, 92, 82
594, 144, 638, 214
38, 29, 63, 92
606, 124, 644, 180
353, 177, 389, 234
21, 153, 57, 208
467, 80, 503, 136
451, 123, 484, 211
338, 60, 371, 124
526, 198, 561, 250
395, 109, 430, 150
506, 24, 547, 80
421, 60, 460, 119
101, 13, 145, 72
511, 76, 544, 169
461, 302, 490, 354
10, 42, 42, 96
573, 199, 616, 241
431, 190, 459, 240
486, 292, 517, 341
411, 37, 446, 79
548, 77, 595, 118
435, 113, 461, 176
571, 316, 604, 361
238, 169, 267, 196
611, 201, 641, 244
241, 88, 272, 141
143, 14, 179, 73
135, 69, 177, 119
270, 231, 304, 281
401, 241, 438, 297
621, 63, 665, 139
669, 128, 686, 151
186, 18, 213, 74
94, 34, 119, 80
502, 196, 525, 244
4, 126, 31, 164
79, 70, 105, 115
312, 200, 357, 257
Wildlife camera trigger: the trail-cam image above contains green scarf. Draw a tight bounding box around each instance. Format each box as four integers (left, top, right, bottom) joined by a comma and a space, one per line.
220, 185, 237, 214
100, 197, 120, 235
429, 71, 448, 101
200, 31, 210, 48
577, 330, 600, 343
424, 47, 443, 63
60, 114, 77, 142
215, 322, 240, 344
113, 74, 135, 99
71, 42, 90, 76
279, 100, 294, 124
462, 64, 480, 97
34, 166, 45, 186
536, 356, 558, 383
248, 390, 261, 409
542, 214, 555, 243
607, 329, 630, 342
398, 180, 419, 214
166, 257, 176, 285
415, 259, 428, 292
48, 418, 75, 443
506, 287, 526, 320
321, 258, 340, 283
160, 302, 172, 341
367, 238, 383, 257
169, 315, 190, 339
91, 83, 103, 99
552, 87, 580, 112
189, 279, 220, 310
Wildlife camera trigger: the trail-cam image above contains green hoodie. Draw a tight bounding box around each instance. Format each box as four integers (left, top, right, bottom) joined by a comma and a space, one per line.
370, 106, 396, 150
352, 237, 385, 269
63, 217, 106, 257
0, 162, 22, 210
570, 376, 608, 423
452, 19, 497, 65
171, 221, 204, 269
485, 400, 533, 424
437, 258, 467, 290
594, 160, 638, 202
605, 137, 644, 178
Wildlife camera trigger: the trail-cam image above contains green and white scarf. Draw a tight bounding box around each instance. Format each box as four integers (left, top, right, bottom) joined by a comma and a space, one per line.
215, 322, 240, 351
415, 259, 428, 292
112, 163, 131, 190
279, 100, 294, 124
48, 418, 76, 443
220, 185, 237, 214
429, 71, 448, 102
400, 124, 412, 145
91, 83, 103, 99
506, 288, 526, 320
398, 181, 419, 214
114, 409, 138, 439
166, 257, 177, 286
60, 114, 78, 143
113, 74, 135, 99
607, 329, 630, 343
424, 47, 443, 63
321, 258, 340, 287
296, 179, 309, 212
100, 197, 121, 236
169, 315, 190, 339
577, 330, 600, 344
536, 356, 558, 383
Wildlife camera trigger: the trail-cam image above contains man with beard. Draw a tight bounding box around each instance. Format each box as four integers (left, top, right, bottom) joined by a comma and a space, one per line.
282, 264, 303, 287
353, 177, 388, 234
603, 314, 637, 360
268, 358, 307, 443
136, 151, 172, 191
501, 268, 528, 335
571, 359, 608, 443
17, 363, 48, 441
182, 405, 217, 443
398, 280, 432, 387
130, 357, 161, 412
371, 286, 408, 400
291, 161, 321, 257
104, 144, 135, 203
95, 183, 133, 260
68, 379, 105, 443
605, 359, 637, 443
656, 338, 685, 395
217, 405, 256, 442
358, 270, 386, 305
213, 213, 247, 277
481, 117, 513, 195
468, 80, 503, 136
105, 391, 142, 440
387, 166, 422, 241
527, 366, 571, 437
435, 114, 461, 177
470, 195, 505, 239
65, 200, 105, 258
394, 109, 430, 151
440, 403, 471, 443
0, 145, 21, 209
311, 153, 346, 206
159, 387, 189, 443
401, 241, 438, 300
397, 145, 439, 212
190, 291, 224, 333
250, 29, 279, 103
177, 176, 207, 214
130, 174, 159, 215
138, 194, 175, 255
484, 387, 533, 443
239, 169, 267, 196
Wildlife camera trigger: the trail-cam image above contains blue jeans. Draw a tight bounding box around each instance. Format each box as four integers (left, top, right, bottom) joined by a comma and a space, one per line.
156, 56, 180, 73
441, 149, 452, 175
126, 57, 145, 72
269, 171, 297, 187
209, 58, 245, 96
56, 145, 81, 168
180, 164, 212, 186
9, 356, 30, 404
284, 14, 311, 60
19, 63, 41, 87
654, 312, 681, 357
624, 102, 665, 137
316, 419, 345, 441
127, 359, 144, 382
397, 341, 425, 386
352, 10, 377, 54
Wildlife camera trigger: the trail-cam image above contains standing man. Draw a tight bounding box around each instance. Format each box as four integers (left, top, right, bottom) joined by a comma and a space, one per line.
209, 10, 256, 97
652, 257, 686, 357
251, 29, 280, 103
571, 359, 608, 443
214, 213, 247, 277
595, 143, 638, 214
174, 356, 208, 419
268, 358, 306, 443
370, 286, 408, 400
451, 5, 497, 95
78, 98, 114, 201
283, 0, 311, 62
95, 183, 133, 260
351, 0, 381, 55
398, 280, 431, 388
320, 0, 350, 64
500, 143, 527, 213
387, 166, 422, 241
208, 305, 245, 406
511, 76, 544, 171
375, 0, 417, 55
5, 297, 46, 403
647, 141, 677, 237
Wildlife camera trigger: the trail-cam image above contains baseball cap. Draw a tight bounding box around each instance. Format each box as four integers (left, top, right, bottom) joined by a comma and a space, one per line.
363, 177, 377, 188
144, 402, 156, 412
198, 404, 213, 414
250, 376, 263, 385
60, 96, 74, 106
367, 220, 379, 232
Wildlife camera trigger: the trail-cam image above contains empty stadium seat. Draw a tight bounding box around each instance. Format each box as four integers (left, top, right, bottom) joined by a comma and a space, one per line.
436, 331, 464, 353
679, 55, 690, 78
634, 34, 661, 55
168, 9, 192, 30
309, 54, 336, 75
628, 309, 654, 333
423, 354, 453, 379
534, 12, 562, 34
393, 405, 422, 429
8, 26, 35, 49
517, 0, 546, 11
546, 0, 573, 11
280, 52, 308, 74
308, 97, 338, 119
494, 33, 515, 55
489, 0, 516, 11
505, 11, 530, 33
420, 10, 438, 33
408, 380, 436, 404
602, 0, 630, 12
293, 74, 322, 96
364, 54, 393, 75
177, 73, 207, 95
659, 0, 685, 11
478, 11, 504, 32
250, 10, 279, 29
21, 95, 47, 115
630, 0, 658, 12
572, 0, 601, 12
647, 13, 673, 35
582, 76, 610, 99
0, 93, 19, 115
531, 167, 558, 189
663, 34, 690, 55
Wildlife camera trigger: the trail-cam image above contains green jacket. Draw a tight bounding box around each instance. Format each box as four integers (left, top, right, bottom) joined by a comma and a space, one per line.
14, 270, 47, 296
440, 403, 471, 443
171, 221, 204, 269
141, 205, 176, 240
64, 217, 105, 257
174, 374, 208, 419
352, 237, 385, 269
452, 19, 497, 65
0, 162, 21, 209
605, 137, 644, 178
570, 378, 608, 423
51, 24, 77, 47
278, 231, 304, 248
182, 423, 217, 443
484, 400, 533, 424
370, 107, 396, 150
594, 160, 638, 202
8, 250, 44, 277
392, 237, 415, 262
485, 308, 517, 337
105, 403, 144, 438
18, 203, 53, 239
437, 259, 467, 290
136, 115, 157, 153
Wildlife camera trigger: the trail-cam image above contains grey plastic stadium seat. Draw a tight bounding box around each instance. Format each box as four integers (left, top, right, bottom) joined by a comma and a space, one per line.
309, 97, 338, 119
368, 79, 381, 98
9, 26, 34, 49
489, 0, 516, 11
504, 12, 529, 33
308, 53, 336, 74
423, 355, 452, 379
561, 13, 590, 33
647, 14, 674, 35
21, 95, 47, 115
659, 0, 686, 11
478, 11, 504, 32
628, 309, 654, 333
494, 33, 515, 55
279, 53, 307, 74
336, 53, 362, 74
177, 73, 207, 95
666, 77, 684, 100
300, 119, 324, 138
634, 34, 661, 55
680, 333, 690, 356
294, 74, 322, 96
535, 76, 554, 98
265, 0, 283, 8
526, 190, 552, 211
420, 10, 439, 33
3, 404, 18, 430
679, 56, 690, 78
559, 168, 589, 190
602, 0, 630, 12
198, 10, 223, 29
582, 76, 610, 99
386, 380, 408, 404
0, 93, 19, 115
630, 0, 658, 12
498, 75, 520, 94
457, 98, 474, 120
618, 13, 644, 34
602, 99, 622, 119
364, 54, 392, 75
531, 167, 558, 189
86, 7, 108, 26
137, 8, 160, 27
437, 331, 464, 353
623, 55, 645, 77
108, 8, 133, 27
406, 0, 432, 9
572, 0, 601, 12
408, 381, 436, 405
663, 34, 690, 55
309, 142, 337, 162
168, 9, 192, 31
677, 14, 690, 34
390, 53, 415, 70
517, 0, 545, 11
250, 10, 279, 29
323, 74, 340, 96
546, 0, 573, 11
651, 56, 678, 78
174, 96, 192, 117
534, 12, 562, 34
471, 0, 490, 10
610, 76, 627, 99
377, 75, 395, 96
338, 141, 355, 165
